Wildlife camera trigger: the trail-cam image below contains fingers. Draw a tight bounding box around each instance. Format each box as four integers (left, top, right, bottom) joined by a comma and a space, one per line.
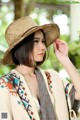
53, 41, 57, 50
54, 39, 67, 48
53, 39, 62, 52
53, 39, 68, 53
53, 41, 59, 53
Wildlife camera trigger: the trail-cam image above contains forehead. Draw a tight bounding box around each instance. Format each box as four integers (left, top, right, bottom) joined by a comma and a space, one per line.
34, 30, 44, 37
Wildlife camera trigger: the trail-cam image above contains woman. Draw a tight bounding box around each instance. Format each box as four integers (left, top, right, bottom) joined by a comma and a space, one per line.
0, 16, 80, 120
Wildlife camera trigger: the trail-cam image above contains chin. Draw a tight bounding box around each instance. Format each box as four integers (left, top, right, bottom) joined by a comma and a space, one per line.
35, 59, 43, 62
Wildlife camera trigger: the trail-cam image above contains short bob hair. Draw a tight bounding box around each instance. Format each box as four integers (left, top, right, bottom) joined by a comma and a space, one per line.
11, 30, 47, 67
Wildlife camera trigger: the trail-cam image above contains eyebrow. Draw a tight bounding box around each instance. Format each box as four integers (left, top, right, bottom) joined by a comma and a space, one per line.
33, 37, 40, 39
33, 37, 45, 40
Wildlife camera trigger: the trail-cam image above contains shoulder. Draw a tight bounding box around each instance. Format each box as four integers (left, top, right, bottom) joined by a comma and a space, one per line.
39, 67, 59, 77
0, 72, 16, 90
44, 69, 63, 82
0, 74, 11, 100
0, 71, 18, 96
0, 73, 11, 89
39, 68, 64, 87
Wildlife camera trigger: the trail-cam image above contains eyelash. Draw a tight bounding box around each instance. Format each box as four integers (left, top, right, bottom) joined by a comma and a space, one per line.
33, 40, 39, 43
33, 40, 46, 44
42, 40, 46, 43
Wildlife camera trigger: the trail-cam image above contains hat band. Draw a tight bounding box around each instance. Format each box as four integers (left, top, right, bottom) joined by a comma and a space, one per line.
21, 26, 38, 38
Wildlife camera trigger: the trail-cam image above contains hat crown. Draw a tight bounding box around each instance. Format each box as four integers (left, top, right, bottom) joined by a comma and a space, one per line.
5, 16, 38, 46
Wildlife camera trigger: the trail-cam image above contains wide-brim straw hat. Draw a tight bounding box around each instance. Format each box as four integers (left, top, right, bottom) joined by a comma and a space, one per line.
1, 16, 60, 65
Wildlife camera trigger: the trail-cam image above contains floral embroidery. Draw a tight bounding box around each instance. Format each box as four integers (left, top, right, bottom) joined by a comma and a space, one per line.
45, 71, 53, 93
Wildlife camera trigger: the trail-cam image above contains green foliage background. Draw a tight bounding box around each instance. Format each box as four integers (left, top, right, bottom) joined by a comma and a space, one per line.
0, 0, 80, 77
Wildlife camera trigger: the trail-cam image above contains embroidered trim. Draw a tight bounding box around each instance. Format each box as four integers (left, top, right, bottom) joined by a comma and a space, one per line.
65, 83, 70, 97
0, 73, 36, 120
45, 71, 53, 93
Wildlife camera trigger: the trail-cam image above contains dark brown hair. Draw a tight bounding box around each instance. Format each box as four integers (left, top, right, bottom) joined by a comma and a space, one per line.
11, 30, 47, 67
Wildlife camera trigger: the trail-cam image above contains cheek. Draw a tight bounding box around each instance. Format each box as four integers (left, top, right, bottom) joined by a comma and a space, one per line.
32, 48, 37, 57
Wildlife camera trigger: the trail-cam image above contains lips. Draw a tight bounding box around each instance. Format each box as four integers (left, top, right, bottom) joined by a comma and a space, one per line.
38, 53, 44, 55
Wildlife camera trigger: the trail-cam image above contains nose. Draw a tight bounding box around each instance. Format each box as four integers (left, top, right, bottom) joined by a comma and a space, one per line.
39, 42, 46, 51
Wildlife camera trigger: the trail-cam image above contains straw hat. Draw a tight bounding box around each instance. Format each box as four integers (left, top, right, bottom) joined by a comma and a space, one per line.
2, 16, 60, 65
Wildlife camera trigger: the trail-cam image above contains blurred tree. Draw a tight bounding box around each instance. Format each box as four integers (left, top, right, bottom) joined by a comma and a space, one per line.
14, 0, 25, 19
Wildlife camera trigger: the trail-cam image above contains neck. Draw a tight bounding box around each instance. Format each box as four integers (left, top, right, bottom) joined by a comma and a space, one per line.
15, 64, 35, 76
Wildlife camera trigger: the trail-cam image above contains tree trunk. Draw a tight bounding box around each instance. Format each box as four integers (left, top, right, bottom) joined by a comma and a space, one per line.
25, 0, 36, 15
14, 0, 25, 20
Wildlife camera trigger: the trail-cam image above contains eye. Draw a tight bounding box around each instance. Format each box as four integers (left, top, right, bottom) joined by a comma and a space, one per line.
42, 40, 45, 43
33, 40, 39, 43
42, 39, 46, 44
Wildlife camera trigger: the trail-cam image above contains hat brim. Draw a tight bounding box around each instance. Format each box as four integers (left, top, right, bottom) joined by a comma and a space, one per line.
2, 23, 60, 65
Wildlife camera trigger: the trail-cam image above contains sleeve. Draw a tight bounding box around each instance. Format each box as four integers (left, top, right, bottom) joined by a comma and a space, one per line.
63, 80, 75, 108
0, 78, 13, 120
63, 79, 80, 117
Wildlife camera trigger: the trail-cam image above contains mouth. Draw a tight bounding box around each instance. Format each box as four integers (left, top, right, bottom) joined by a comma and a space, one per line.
38, 53, 44, 55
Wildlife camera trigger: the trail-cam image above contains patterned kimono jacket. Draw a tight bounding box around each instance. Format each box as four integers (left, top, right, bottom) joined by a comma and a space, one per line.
0, 68, 78, 120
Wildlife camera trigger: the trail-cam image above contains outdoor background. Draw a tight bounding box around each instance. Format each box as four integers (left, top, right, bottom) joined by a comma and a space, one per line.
0, 0, 80, 81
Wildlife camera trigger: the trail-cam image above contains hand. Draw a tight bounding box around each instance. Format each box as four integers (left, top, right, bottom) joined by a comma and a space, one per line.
53, 39, 69, 63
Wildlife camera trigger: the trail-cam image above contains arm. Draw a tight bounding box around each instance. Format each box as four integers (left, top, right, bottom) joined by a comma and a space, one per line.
53, 39, 80, 100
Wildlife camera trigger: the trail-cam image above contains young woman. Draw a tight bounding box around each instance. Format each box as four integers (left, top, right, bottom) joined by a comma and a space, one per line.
0, 16, 80, 120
